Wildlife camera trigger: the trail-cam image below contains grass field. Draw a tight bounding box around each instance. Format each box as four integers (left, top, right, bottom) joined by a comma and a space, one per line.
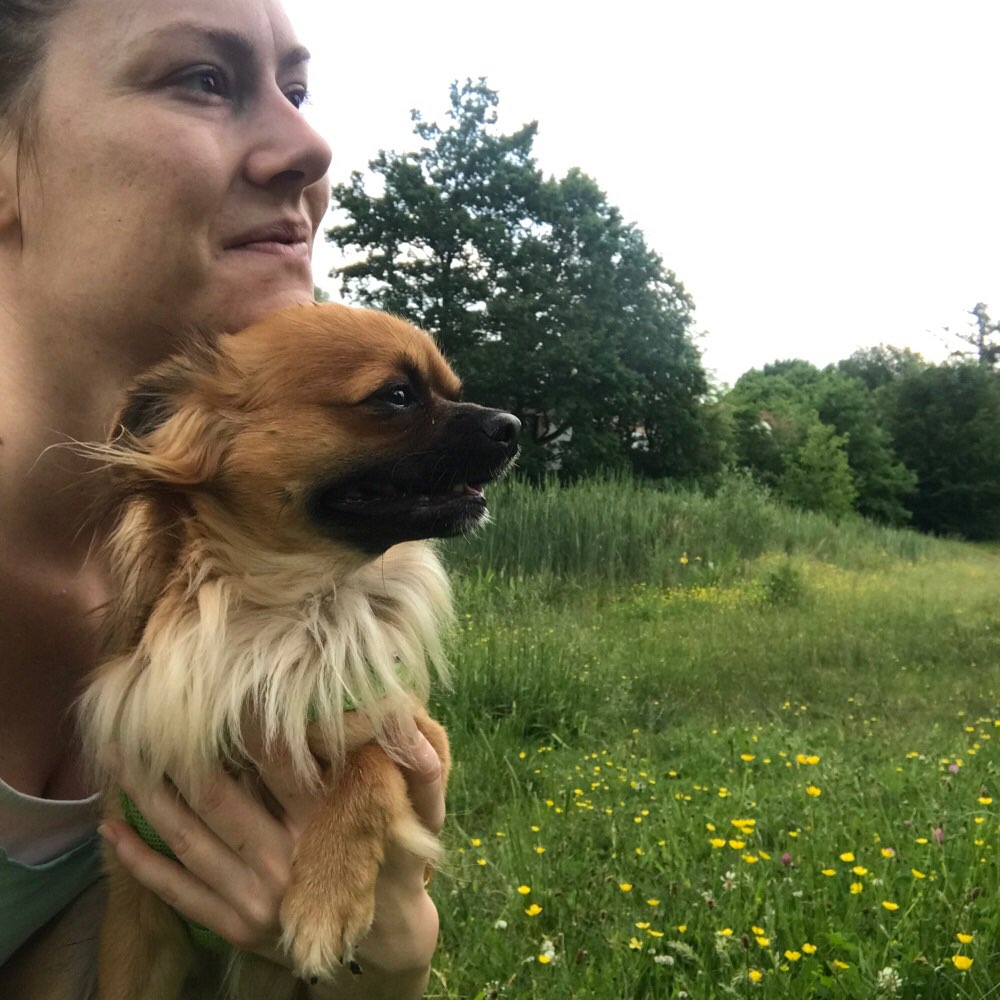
425, 476, 999, 999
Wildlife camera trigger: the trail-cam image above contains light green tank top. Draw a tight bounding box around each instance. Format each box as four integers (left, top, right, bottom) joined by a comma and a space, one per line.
0, 779, 102, 965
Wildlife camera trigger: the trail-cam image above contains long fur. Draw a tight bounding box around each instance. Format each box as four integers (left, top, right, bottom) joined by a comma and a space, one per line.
72, 301, 526, 996
79, 526, 451, 794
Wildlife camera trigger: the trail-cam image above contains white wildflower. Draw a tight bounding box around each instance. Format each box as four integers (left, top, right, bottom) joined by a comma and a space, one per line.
876, 967, 902, 995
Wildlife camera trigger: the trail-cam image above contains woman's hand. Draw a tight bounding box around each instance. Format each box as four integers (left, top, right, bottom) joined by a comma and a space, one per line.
99, 716, 444, 999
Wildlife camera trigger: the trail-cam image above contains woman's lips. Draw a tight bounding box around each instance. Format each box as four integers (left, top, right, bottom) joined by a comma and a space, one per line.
229, 239, 309, 258
226, 220, 311, 258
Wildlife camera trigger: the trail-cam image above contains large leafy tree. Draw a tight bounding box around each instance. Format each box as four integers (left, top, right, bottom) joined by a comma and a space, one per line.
327, 79, 710, 479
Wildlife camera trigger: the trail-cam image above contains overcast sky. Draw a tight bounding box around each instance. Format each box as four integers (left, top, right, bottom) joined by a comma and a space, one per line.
285, 0, 1000, 387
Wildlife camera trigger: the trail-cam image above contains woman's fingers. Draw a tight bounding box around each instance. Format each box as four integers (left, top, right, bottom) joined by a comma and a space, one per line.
114, 769, 288, 951
107, 714, 446, 972
99, 815, 278, 953
393, 719, 446, 836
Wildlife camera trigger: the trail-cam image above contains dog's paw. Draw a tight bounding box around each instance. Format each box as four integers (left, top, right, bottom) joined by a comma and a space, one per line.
279, 874, 376, 982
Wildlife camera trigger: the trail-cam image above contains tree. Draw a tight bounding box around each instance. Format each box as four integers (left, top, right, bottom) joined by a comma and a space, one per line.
779, 422, 857, 519
722, 361, 915, 524
948, 303, 1000, 369
327, 79, 710, 480
884, 362, 1000, 539
837, 345, 927, 391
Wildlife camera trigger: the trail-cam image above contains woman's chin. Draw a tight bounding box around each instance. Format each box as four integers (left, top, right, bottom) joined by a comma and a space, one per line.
208, 280, 319, 334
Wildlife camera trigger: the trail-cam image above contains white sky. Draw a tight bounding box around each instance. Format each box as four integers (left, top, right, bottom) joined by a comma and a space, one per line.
285, 0, 1000, 387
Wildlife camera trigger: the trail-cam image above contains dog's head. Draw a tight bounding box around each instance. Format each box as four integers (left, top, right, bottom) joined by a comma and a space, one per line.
110, 302, 519, 557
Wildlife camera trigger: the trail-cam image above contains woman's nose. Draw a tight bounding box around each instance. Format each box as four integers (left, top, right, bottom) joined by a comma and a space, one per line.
244, 88, 333, 194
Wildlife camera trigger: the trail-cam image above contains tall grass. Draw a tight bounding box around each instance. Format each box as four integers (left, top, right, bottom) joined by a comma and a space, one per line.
441, 473, 951, 587
428, 476, 999, 999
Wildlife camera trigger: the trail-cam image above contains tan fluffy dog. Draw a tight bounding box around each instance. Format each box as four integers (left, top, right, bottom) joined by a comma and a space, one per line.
77, 303, 519, 998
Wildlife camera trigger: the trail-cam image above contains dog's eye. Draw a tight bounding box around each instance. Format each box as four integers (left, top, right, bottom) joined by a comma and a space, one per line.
373, 383, 417, 409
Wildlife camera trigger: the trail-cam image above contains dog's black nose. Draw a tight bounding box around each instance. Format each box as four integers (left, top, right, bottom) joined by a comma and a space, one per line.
484, 411, 521, 445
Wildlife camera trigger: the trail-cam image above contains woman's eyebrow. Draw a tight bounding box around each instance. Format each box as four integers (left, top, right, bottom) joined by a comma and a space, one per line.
138, 22, 311, 73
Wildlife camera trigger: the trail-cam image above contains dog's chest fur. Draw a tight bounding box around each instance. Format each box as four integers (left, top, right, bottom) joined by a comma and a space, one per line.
80, 531, 451, 795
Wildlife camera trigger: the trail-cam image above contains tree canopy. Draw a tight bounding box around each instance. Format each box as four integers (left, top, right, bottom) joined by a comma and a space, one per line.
327, 79, 711, 480
324, 78, 1000, 540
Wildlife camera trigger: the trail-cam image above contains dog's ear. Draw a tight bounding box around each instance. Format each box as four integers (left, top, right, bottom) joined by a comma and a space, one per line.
111, 335, 231, 487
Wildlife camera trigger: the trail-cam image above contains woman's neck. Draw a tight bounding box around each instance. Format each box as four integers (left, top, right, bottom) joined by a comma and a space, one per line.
0, 294, 171, 565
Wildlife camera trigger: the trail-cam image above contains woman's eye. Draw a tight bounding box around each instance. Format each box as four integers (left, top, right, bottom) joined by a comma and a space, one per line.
286, 86, 310, 110
173, 66, 231, 100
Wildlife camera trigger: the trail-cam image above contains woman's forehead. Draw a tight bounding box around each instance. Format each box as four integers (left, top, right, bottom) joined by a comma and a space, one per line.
66, 0, 306, 65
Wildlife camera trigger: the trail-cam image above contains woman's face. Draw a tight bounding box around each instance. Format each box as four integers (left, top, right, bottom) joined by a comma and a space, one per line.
9, 0, 333, 350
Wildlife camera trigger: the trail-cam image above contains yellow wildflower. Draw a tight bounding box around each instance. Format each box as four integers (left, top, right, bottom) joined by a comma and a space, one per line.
952, 955, 973, 971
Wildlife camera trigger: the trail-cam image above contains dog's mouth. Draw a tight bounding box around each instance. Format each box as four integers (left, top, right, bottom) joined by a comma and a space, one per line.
330, 479, 487, 511
308, 455, 514, 553
306, 403, 520, 554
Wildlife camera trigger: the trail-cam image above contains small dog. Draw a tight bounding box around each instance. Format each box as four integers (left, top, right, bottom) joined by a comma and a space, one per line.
78, 302, 519, 998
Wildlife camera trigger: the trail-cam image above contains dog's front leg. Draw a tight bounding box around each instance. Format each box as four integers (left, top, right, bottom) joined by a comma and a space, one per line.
97, 850, 194, 1000
278, 731, 444, 984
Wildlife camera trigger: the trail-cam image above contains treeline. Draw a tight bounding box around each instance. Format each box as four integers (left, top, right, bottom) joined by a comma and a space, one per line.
326, 80, 1000, 541
718, 351, 1000, 539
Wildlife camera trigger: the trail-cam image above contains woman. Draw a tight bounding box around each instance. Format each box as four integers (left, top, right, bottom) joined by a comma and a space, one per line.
0, 0, 445, 996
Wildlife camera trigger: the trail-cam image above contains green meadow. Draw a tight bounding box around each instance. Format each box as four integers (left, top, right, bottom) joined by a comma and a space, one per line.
427, 476, 999, 999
